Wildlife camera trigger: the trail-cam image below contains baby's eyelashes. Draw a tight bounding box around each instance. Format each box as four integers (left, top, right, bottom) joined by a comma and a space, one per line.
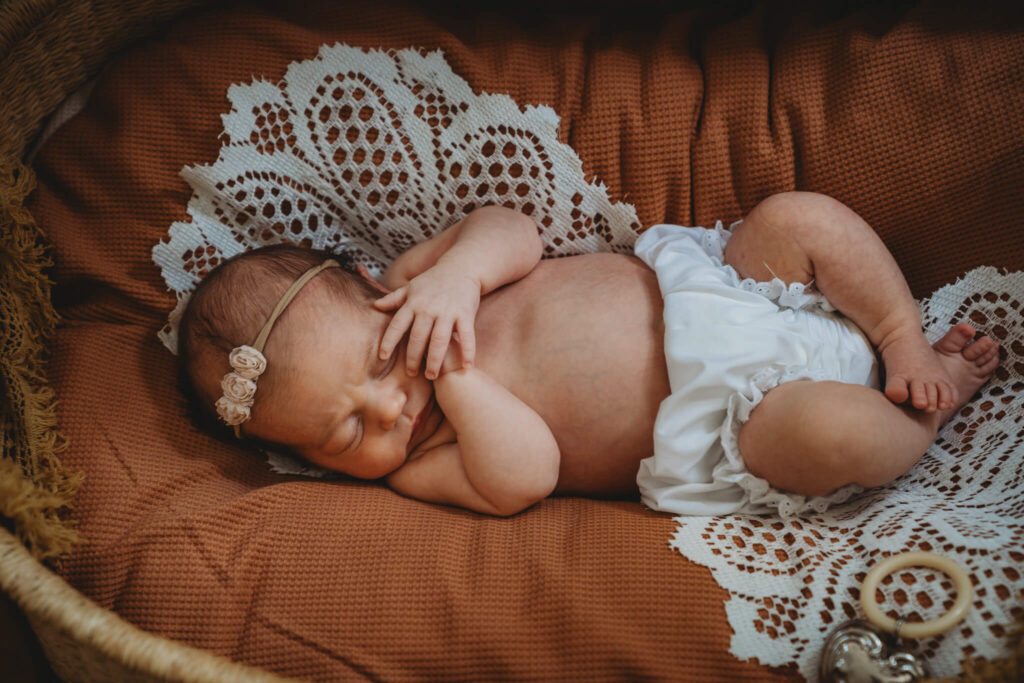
338, 415, 363, 455
376, 352, 397, 379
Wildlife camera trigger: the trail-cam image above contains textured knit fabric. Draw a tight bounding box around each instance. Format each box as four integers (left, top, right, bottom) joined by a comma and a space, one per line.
27, 0, 1024, 679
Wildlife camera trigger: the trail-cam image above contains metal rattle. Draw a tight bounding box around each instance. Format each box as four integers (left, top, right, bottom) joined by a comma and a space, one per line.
819, 551, 973, 682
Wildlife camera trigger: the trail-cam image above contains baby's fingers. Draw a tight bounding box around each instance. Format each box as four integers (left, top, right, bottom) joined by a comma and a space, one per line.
373, 287, 407, 311
379, 306, 414, 360
405, 315, 436, 376
424, 318, 454, 380
456, 318, 475, 369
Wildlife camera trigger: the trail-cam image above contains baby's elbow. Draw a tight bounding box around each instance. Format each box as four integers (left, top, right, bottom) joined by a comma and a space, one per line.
519, 213, 543, 260
488, 205, 542, 254
530, 437, 561, 498
510, 216, 543, 283
497, 443, 560, 516
538, 440, 561, 496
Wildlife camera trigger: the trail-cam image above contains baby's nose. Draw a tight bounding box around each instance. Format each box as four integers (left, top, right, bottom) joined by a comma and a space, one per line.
372, 387, 406, 431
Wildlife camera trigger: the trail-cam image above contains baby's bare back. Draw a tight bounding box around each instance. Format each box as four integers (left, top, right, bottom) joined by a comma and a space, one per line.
472, 253, 670, 498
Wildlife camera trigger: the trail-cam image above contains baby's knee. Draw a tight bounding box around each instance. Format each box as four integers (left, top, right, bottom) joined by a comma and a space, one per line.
748, 191, 806, 222
730, 191, 871, 285
725, 195, 817, 284
747, 191, 847, 234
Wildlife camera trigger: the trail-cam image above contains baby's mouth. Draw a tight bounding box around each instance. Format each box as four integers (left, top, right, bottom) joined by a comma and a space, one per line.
409, 394, 434, 445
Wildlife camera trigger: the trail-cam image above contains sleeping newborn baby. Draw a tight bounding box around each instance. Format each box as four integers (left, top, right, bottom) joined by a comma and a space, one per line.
179, 193, 1000, 516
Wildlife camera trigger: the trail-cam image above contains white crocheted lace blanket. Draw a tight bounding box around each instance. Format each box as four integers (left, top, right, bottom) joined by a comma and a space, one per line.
153, 44, 1023, 681
672, 266, 1024, 680
153, 43, 639, 354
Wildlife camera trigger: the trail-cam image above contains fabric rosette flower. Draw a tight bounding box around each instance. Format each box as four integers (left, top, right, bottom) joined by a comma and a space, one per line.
229, 345, 267, 379
220, 372, 257, 404
216, 356, 261, 427
215, 396, 251, 426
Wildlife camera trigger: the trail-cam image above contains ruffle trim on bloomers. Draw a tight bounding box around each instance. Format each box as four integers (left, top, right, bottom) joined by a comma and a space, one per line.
636, 219, 876, 517
716, 365, 864, 517
703, 220, 836, 313
702, 221, 861, 517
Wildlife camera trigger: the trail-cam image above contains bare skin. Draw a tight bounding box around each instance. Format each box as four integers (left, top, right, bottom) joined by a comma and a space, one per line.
738, 324, 999, 495
724, 192, 1000, 492
466, 253, 670, 498
724, 192, 960, 413
222, 198, 999, 515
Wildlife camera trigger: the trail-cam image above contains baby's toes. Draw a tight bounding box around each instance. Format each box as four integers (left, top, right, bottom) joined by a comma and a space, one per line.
936, 381, 956, 411
963, 336, 994, 361
934, 322, 976, 354
978, 345, 1001, 373
884, 374, 911, 404
909, 379, 932, 411
909, 380, 940, 412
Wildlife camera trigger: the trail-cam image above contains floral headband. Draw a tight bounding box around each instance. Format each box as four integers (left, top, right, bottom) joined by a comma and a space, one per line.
215, 259, 340, 437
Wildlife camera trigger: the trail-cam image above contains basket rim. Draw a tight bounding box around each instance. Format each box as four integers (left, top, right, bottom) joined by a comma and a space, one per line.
0, 525, 297, 682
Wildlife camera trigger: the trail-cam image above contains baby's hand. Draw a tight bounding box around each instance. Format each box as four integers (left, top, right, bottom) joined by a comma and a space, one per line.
374, 265, 481, 379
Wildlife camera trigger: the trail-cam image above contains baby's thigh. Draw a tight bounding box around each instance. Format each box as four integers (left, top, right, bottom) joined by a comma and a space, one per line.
738, 379, 866, 496
723, 192, 819, 284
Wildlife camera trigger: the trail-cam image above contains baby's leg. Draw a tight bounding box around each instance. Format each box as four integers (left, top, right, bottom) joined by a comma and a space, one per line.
725, 191, 950, 412
739, 325, 999, 496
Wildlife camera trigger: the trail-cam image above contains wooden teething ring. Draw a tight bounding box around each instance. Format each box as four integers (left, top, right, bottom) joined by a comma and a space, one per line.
859, 551, 973, 639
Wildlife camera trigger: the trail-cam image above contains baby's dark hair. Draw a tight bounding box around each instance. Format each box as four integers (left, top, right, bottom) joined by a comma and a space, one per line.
178, 243, 380, 440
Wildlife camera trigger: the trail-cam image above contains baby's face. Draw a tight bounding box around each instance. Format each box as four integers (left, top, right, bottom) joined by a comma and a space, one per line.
249, 302, 436, 479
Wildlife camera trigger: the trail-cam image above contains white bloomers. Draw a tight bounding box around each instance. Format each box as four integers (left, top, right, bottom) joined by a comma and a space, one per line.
635, 222, 880, 517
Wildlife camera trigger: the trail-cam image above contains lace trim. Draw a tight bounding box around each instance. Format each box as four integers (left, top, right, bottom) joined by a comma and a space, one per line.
703, 220, 836, 313
717, 365, 863, 518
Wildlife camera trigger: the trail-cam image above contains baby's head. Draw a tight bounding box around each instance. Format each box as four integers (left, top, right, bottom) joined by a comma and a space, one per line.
179, 244, 435, 478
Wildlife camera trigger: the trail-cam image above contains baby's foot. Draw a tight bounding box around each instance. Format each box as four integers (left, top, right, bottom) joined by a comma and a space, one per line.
882, 325, 959, 412
884, 322, 998, 413
884, 325, 995, 413
930, 323, 1000, 422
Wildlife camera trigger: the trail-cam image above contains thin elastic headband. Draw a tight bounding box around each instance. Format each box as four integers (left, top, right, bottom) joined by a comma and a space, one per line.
214, 259, 340, 437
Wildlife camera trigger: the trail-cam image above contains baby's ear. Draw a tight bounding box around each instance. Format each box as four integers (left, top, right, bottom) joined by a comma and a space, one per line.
356, 264, 390, 295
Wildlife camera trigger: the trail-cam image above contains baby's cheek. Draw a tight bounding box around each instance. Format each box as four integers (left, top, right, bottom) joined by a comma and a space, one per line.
380, 437, 411, 476
301, 449, 344, 474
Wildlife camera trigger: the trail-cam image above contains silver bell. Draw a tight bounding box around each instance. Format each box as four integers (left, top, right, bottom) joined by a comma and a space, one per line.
819, 551, 973, 683
819, 619, 925, 682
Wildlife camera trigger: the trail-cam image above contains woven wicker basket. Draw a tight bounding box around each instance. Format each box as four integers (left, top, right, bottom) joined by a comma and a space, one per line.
2, 3, 1021, 681
0, 526, 293, 681
0, 1, 292, 679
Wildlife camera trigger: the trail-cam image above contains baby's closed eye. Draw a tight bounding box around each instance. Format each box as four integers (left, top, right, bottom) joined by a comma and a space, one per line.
311, 415, 361, 460
375, 351, 398, 380
339, 415, 363, 455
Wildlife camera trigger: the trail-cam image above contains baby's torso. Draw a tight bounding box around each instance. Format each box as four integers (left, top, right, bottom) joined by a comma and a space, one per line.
471, 253, 670, 498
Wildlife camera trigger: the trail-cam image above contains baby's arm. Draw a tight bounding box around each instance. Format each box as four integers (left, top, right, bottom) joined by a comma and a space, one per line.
376, 206, 542, 378
385, 366, 560, 516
